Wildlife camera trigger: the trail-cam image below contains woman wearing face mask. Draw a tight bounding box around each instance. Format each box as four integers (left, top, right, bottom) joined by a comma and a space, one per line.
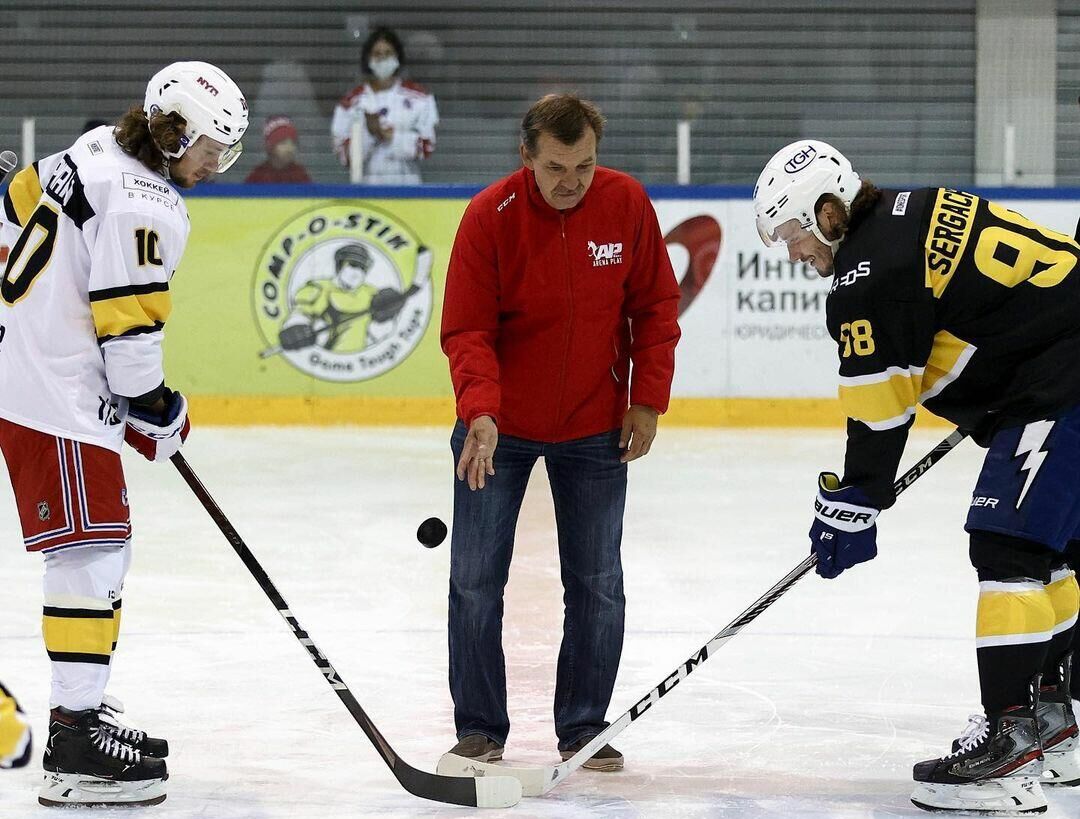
331, 26, 439, 185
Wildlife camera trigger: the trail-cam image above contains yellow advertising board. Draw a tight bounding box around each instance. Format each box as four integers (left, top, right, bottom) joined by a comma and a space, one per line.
177, 191, 1065, 427
170, 197, 465, 424
168, 195, 890, 427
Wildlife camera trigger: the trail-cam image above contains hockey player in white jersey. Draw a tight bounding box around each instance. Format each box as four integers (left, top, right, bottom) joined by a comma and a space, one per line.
0, 61, 247, 807
331, 26, 439, 184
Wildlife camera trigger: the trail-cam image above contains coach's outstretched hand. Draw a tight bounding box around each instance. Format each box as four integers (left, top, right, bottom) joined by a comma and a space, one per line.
456, 415, 498, 491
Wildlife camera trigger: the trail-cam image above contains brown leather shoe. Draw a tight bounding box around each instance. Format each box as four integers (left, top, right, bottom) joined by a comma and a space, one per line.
559, 736, 623, 771
447, 734, 504, 763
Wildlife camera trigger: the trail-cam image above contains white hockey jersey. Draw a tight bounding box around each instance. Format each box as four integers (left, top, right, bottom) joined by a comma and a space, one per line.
0, 126, 190, 452
331, 79, 439, 184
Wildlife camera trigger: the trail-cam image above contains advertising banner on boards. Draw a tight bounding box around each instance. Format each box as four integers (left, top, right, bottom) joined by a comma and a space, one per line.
167, 193, 1080, 409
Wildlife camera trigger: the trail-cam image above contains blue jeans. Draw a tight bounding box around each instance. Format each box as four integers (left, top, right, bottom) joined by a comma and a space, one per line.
448, 420, 627, 749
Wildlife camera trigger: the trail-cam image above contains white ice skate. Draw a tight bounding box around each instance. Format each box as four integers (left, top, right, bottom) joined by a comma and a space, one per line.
39, 769, 167, 807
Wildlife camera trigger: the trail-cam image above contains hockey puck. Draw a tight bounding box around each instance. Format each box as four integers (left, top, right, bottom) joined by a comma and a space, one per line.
417, 517, 447, 548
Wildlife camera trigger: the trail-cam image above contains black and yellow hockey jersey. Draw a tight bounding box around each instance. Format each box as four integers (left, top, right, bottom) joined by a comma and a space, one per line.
827, 187, 1080, 507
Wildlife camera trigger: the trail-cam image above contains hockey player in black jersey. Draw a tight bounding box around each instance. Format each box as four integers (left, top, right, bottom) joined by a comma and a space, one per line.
754, 140, 1080, 814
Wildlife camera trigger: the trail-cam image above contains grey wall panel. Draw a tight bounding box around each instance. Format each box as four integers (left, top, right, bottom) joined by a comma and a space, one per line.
1057, 4, 1080, 186
0, 1, 980, 186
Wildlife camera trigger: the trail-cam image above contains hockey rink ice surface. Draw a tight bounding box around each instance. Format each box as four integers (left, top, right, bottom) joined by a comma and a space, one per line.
2, 426, 1080, 819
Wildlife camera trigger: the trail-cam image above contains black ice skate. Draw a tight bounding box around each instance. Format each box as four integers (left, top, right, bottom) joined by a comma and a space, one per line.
1039, 652, 1080, 787
39, 706, 167, 807
98, 694, 170, 757
910, 706, 1046, 814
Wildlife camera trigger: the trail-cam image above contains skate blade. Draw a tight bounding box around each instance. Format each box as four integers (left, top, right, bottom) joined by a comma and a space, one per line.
911, 776, 1047, 815
39, 771, 167, 807
1043, 744, 1080, 787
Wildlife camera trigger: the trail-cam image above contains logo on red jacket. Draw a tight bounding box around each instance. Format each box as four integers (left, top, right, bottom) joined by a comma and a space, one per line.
588, 240, 623, 267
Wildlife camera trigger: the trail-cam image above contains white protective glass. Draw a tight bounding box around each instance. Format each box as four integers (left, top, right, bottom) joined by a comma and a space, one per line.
215, 141, 243, 173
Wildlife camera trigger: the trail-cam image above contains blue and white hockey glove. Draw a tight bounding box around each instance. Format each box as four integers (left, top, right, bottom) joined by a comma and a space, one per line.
124, 388, 190, 463
809, 472, 879, 579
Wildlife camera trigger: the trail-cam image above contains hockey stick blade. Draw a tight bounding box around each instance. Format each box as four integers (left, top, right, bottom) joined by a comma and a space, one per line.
438, 428, 967, 796
171, 454, 521, 809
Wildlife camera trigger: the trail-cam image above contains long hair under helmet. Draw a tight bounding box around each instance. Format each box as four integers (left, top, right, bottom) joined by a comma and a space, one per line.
753, 140, 860, 250
144, 61, 249, 173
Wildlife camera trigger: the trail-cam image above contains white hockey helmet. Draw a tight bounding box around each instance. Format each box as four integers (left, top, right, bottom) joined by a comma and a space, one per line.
144, 61, 249, 173
753, 140, 860, 249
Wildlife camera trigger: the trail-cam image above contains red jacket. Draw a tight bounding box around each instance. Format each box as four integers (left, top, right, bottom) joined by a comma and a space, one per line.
441, 166, 681, 443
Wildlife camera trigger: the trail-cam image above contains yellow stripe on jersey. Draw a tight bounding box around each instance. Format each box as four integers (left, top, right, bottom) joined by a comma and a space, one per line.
89, 285, 171, 341
3, 163, 42, 228
838, 330, 977, 430
924, 189, 978, 298
42, 604, 116, 665
976, 581, 1055, 648
1047, 568, 1080, 636
919, 330, 976, 402
838, 367, 922, 431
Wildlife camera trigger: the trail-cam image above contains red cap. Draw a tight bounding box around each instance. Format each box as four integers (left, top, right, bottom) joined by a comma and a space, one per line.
263, 116, 298, 151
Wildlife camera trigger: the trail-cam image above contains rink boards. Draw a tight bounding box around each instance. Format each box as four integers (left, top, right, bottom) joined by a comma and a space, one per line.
170, 185, 1080, 426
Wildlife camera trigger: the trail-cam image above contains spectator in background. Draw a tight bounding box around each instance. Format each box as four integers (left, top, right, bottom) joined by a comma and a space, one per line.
331, 26, 438, 184
245, 116, 312, 184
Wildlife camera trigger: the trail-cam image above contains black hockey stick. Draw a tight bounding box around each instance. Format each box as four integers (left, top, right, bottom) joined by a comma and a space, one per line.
171, 453, 521, 809
438, 428, 968, 795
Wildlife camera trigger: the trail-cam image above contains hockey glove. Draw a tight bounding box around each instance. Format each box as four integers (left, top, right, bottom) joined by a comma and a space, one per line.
370, 288, 407, 322
124, 388, 190, 463
278, 322, 319, 352
809, 472, 879, 579
0, 681, 32, 769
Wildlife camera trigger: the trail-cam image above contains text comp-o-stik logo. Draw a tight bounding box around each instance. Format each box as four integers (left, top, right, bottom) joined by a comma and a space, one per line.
253, 203, 433, 383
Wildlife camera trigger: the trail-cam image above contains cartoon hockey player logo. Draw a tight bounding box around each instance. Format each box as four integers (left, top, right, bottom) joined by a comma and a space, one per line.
253, 203, 433, 383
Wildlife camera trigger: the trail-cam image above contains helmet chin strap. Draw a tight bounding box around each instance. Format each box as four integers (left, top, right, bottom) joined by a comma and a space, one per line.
810, 208, 847, 254
809, 222, 837, 252
147, 129, 181, 180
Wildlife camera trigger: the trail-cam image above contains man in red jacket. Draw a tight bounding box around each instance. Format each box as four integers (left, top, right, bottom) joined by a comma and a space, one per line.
441, 94, 681, 770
